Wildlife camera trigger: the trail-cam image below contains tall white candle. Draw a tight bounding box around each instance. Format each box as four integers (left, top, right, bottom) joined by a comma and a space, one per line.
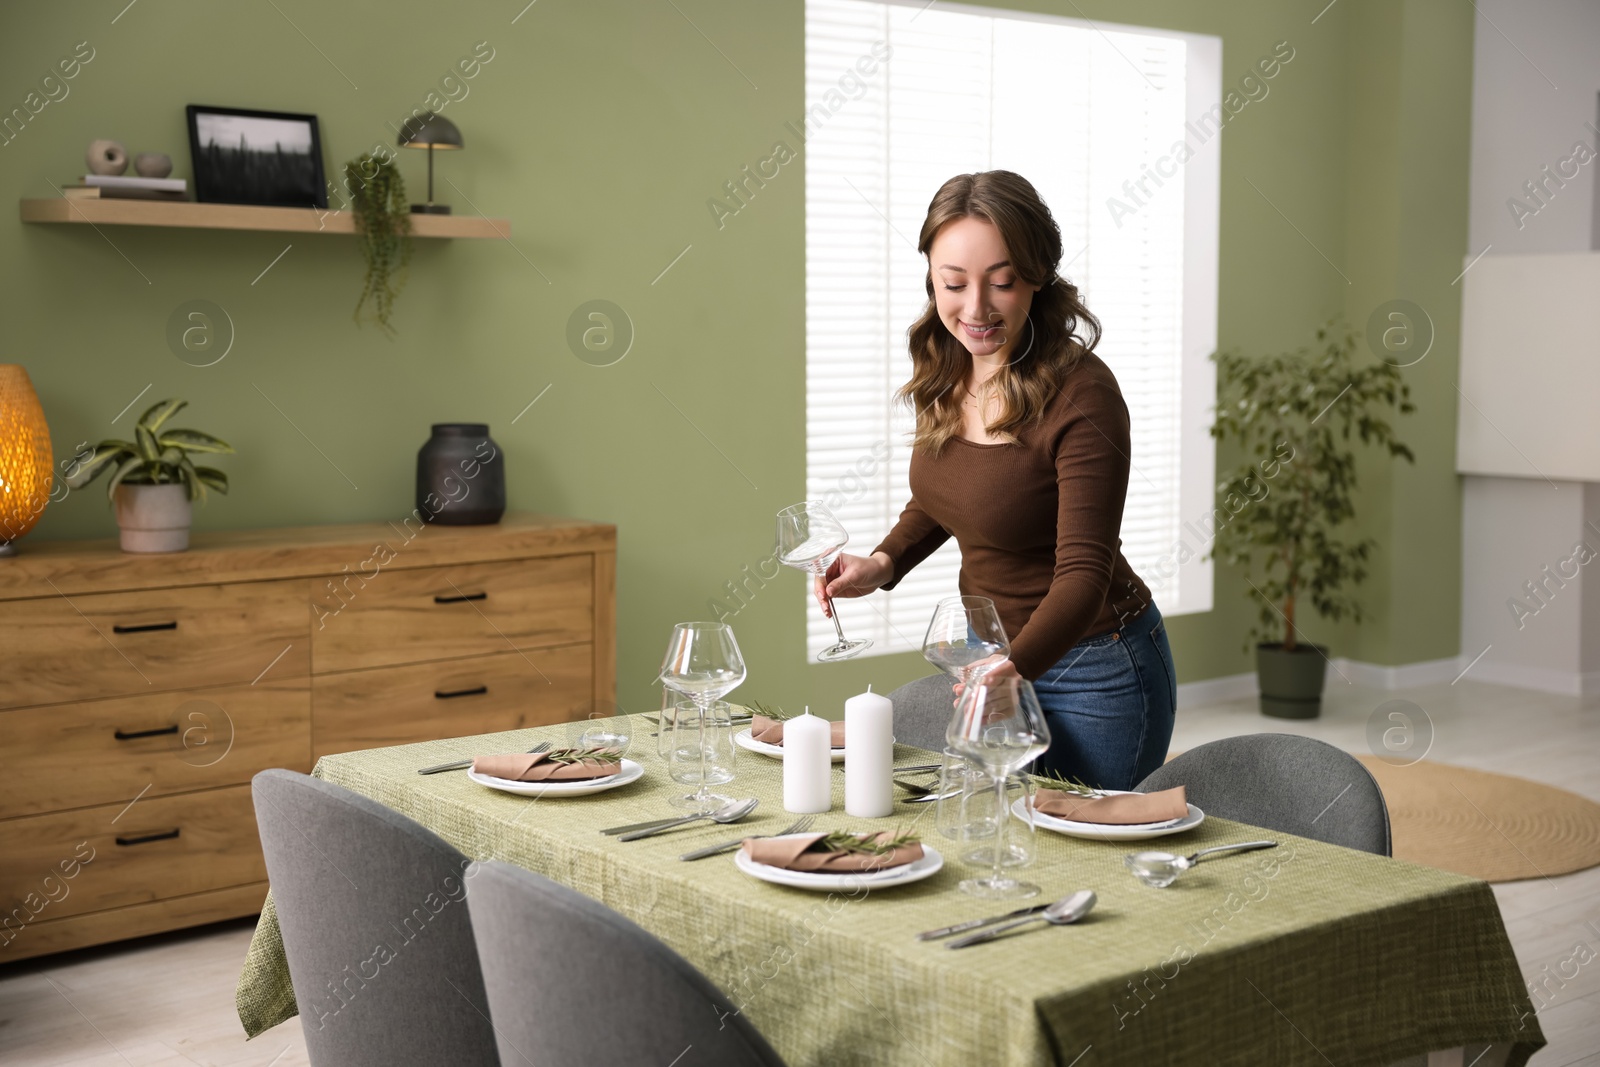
783, 707, 832, 814
845, 684, 895, 818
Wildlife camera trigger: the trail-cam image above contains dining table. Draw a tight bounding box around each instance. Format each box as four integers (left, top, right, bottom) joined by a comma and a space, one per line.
235, 716, 1544, 1067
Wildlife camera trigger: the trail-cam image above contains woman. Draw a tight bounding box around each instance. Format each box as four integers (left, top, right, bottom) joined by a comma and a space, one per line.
820, 170, 1176, 791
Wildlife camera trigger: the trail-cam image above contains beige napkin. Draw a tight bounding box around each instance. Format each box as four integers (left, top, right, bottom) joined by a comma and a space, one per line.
472, 747, 621, 782
750, 714, 846, 748
742, 831, 923, 872
1032, 785, 1188, 825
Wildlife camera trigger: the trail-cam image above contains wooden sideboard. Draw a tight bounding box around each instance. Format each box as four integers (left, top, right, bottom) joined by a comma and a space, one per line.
0, 512, 615, 962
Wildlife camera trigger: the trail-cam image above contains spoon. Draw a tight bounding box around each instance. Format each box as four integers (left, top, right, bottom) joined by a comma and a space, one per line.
1124, 840, 1278, 888
946, 889, 1097, 948
616, 798, 759, 841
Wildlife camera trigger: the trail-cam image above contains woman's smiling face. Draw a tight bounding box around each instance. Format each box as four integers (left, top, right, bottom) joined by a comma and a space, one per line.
929, 215, 1042, 366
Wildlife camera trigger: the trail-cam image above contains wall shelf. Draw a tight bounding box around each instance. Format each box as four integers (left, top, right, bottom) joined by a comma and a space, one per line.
18, 197, 510, 239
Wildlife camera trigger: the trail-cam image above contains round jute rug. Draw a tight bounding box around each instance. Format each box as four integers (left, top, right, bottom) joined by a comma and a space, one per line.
1357, 757, 1600, 883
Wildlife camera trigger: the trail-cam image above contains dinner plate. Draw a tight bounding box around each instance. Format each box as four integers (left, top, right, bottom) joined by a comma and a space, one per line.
733, 728, 846, 763
734, 835, 943, 891
466, 758, 644, 797
1013, 792, 1205, 841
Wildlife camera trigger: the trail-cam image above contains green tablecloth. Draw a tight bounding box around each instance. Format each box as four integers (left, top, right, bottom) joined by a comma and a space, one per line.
237, 719, 1543, 1066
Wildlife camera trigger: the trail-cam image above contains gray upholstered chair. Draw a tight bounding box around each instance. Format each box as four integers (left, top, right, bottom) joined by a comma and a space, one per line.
251, 769, 500, 1067
886, 673, 956, 753
464, 859, 788, 1067
1134, 734, 1392, 856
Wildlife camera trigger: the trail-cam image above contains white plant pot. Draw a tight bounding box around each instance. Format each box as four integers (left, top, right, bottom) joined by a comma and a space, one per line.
114, 483, 193, 553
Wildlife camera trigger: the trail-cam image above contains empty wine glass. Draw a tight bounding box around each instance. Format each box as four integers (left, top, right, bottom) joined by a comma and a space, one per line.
659, 621, 746, 812
663, 698, 739, 812
776, 501, 872, 662
946, 674, 1051, 899
922, 595, 1010, 685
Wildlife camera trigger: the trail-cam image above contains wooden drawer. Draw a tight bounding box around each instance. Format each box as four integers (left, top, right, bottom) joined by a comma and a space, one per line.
0, 784, 265, 925
0, 679, 310, 819
312, 644, 594, 760
0, 580, 310, 710
311, 555, 593, 674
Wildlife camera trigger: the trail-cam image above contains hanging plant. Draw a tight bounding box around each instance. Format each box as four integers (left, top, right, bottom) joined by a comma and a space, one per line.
345, 151, 413, 336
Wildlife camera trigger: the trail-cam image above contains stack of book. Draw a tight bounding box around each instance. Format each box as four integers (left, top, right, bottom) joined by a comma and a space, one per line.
61, 175, 188, 201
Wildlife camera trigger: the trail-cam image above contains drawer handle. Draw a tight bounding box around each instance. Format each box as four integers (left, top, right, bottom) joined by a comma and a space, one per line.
114, 724, 180, 740
435, 685, 489, 700
434, 592, 488, 604
112, 621, 179, 634
115, 828, 180, 847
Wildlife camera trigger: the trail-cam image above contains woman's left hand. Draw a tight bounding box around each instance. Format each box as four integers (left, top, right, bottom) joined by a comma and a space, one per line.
952, 655, 1020, 700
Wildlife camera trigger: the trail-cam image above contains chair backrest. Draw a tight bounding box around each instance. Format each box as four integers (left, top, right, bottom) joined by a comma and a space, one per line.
886, 673, 956, 754
1134, 734, 1392, 856
464, 859, 788, 1067
251, 769, 500, 1067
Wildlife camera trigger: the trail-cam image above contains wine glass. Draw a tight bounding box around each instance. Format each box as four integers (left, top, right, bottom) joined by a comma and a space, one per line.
946, 674, 1051, 899
775, 501, 872, 662
663, 697, 738, 811
659, 621, 746, 812
922, 595, 1010, 684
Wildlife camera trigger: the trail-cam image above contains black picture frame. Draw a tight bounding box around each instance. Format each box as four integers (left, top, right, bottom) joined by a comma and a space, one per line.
186, 104, 327, 209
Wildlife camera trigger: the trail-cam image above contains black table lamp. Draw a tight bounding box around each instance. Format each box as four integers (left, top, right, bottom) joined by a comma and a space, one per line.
396, 111, 463, 215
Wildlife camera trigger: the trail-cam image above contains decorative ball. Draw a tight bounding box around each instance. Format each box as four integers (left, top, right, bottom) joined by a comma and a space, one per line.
86, 139, 128, 176
134, 152, 172, 179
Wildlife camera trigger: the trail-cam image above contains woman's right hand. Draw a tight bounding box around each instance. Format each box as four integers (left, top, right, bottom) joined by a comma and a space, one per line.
815, 551, 894, 617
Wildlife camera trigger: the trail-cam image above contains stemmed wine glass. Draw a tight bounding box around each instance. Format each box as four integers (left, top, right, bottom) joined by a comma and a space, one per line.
922, 595, 1010, 685
775, 501, 872, 662
659, 621, 747, 812
946, 674, 1051, 899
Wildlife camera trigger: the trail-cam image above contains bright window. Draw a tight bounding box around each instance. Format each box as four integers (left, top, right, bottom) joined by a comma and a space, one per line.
804, 0, 1220, 660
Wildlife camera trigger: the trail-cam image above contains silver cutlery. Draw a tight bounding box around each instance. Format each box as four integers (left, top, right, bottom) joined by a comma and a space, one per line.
418, 740, 551, 775
679, 814, 817, 861
906, 789, 963, 805
946, 889, 1097, 949
1125, 840, 1277, 888
600, 815, 699, 836
891, 763, 943, 774
917, 902, 1052, 941
616, 797, 759, 842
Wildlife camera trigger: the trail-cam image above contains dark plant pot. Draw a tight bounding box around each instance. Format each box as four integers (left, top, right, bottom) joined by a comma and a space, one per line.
1256, 642, 1327, 719
416, 423, 505, 525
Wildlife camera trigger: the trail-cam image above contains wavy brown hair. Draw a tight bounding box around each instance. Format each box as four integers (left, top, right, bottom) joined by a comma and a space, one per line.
900, 170, 1101, 451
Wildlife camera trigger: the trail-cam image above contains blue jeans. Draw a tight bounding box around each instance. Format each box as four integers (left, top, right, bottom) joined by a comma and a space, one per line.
1028, 602, 1176, 792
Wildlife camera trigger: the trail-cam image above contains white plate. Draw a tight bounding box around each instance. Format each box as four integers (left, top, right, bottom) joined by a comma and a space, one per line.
466, 759, 644, 797
1014, 791, 1205, 841
734, 728, 846, 763
733, 835, 943, 891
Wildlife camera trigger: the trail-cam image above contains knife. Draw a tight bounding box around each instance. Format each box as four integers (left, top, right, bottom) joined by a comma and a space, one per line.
916, 903, 1051, 941
599, 815, 693, 836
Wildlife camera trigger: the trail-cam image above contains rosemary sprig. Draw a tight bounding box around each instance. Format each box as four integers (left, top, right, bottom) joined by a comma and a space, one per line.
1025, 767, 1100, 797
811, 828, 922, 855
747, 699, 790, 721
541, 746, 621, 765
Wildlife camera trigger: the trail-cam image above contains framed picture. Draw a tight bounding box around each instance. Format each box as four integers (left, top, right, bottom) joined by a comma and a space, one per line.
186, 104, 327, 208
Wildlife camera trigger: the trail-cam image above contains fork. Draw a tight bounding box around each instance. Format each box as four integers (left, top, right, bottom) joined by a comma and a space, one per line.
678, 814, 818, 861
417, 740, 551, 775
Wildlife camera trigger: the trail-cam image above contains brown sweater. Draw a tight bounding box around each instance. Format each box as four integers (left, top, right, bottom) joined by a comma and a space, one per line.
873, 352, 1153, 680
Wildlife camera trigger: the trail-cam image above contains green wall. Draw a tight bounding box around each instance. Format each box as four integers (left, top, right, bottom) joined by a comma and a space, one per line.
0, 0, 1472, 719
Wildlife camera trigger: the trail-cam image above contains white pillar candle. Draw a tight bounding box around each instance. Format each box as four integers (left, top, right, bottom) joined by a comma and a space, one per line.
783, 707, 832, 814
844, 685, 895, 818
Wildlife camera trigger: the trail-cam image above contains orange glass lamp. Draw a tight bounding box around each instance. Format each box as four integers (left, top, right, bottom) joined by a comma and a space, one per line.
0, 365, 53, 556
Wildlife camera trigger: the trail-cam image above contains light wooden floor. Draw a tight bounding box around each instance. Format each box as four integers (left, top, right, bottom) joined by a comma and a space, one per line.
0, 677, 1595, 1066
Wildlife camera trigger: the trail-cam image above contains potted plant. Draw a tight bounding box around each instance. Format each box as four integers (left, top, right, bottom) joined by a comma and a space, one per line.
64, 398, 234, 553
345, 150, 413, 336
1208, 319, 1414, 718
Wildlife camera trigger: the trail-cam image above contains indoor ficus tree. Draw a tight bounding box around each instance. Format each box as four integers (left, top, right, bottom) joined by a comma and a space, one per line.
1208, 318, 1415, 652
345, 150, 413, 336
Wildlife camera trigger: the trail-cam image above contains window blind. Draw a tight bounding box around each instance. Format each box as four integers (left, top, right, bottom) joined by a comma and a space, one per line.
804, 0, 1217, 661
